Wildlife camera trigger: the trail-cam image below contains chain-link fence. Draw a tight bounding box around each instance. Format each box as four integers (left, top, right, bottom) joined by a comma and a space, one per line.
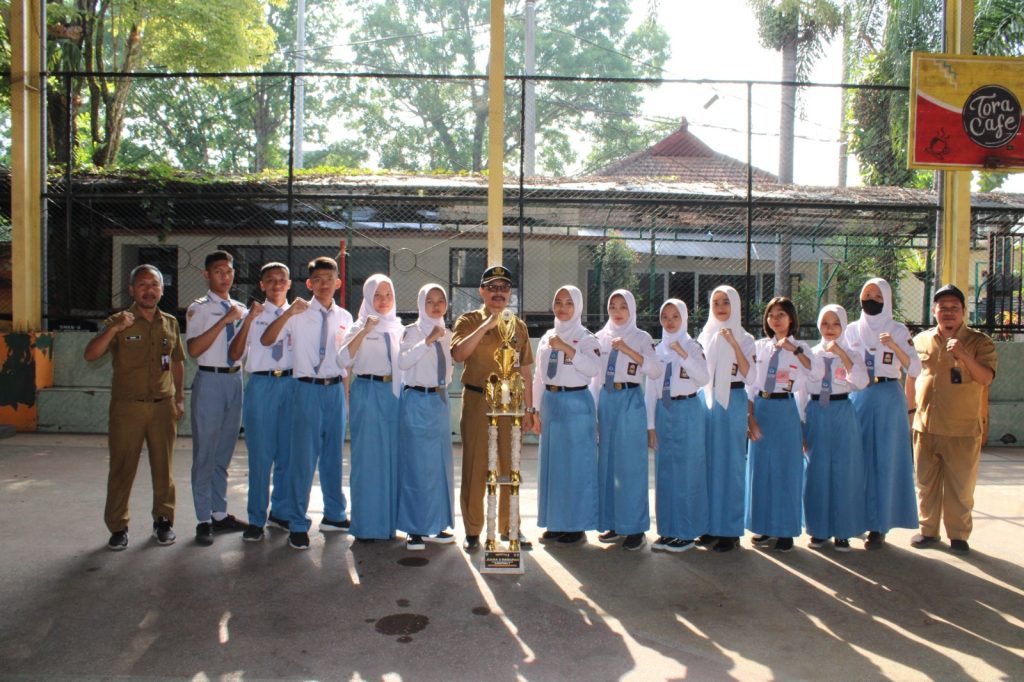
3, 71, 1024, 338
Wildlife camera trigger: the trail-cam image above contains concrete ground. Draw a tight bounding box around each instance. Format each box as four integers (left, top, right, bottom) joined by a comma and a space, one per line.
0, 434, 1021, 682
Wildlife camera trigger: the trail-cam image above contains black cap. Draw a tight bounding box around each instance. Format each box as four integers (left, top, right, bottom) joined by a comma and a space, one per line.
933, 284, 965, 306
480, 265, 514, 285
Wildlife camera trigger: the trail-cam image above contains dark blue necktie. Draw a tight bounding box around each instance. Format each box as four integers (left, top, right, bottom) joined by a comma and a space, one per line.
661, 361, 673, 407
271, 308, 284, 362
864, 349, 875, 382
819, 356, 833, 407
603, 348, 620, 391
435, 341, 447, 404
383, 332, 393, 372
546, 348, 559, 379
313, 309, 329, 374
763, 348, 780, 393
221, 301, 236, 366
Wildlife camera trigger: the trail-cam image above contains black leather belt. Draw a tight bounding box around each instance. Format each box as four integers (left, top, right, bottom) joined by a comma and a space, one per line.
873, 376, 898, 383
199, 365, 240, 374
251, 369, 292, 377
810, 393, 849, 400
758, 391, 792, 400
730, 381, 745, 389
357, 374, 392, 383
671, 392, 698, 401
546, 385, 588, 392
297, 376, 343, 386
464, 384, 484, 393
134, 397, 167, 403
405, 385, 443, 393
610, 382, 640, 390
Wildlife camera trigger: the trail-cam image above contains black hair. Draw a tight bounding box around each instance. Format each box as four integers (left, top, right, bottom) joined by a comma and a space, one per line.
762, 296, 799, 338
204, 250, 233, 269
307, 256, 338, 276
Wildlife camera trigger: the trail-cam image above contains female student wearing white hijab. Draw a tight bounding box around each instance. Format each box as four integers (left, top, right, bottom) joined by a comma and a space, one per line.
590, 289, 662, 551
338, 274, 403, 542
843, 277, 921, 549
645, 299, 710, 553
745, 297, 823, 553
531, 286, 601, 547
798, 304, 869, 551
697, 285, 756, 553
395, 284, 456, 550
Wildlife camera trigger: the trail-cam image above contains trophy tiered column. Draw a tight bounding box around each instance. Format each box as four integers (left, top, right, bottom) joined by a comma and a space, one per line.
481, 309, 526, 574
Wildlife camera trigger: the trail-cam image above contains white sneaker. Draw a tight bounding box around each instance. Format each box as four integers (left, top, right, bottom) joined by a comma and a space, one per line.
406, 535, 426, 551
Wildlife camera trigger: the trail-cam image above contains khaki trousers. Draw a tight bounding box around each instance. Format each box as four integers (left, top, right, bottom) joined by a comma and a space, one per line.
460, 388, 515, 537
105, 398, 177, 532
912, 430, 981, 541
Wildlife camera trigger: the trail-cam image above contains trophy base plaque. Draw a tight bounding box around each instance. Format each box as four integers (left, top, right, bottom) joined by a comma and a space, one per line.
481, 548, 524, 574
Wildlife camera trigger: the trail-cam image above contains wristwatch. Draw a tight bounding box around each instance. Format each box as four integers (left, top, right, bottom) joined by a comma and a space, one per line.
793, 346, 804, 356
525, 406, 538, 414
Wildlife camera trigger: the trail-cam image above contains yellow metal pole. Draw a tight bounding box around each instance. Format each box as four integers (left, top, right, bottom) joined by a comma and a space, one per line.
941, 0, 973, 291
486, 0, 505, 267
10, 0, 43, 331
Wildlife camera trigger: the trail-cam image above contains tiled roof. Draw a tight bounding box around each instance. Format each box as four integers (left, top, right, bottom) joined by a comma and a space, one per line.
594, 118, 777, 184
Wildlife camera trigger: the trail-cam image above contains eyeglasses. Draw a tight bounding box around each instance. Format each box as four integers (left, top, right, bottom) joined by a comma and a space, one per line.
484, 283, 512, 292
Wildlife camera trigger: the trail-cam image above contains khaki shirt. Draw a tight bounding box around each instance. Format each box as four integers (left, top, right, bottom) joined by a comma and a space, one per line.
104, 304, 185, 401
912, 323, 997, 437
452, 308, 534, 388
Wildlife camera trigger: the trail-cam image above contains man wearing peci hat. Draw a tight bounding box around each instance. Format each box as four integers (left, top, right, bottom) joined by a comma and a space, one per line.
905, 284, 997, 554
451, 265, 535, 552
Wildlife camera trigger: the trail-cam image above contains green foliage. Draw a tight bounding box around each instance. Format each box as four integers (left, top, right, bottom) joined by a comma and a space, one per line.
341, 0, 669, 174
596, 231, 639, 296
749, 0, 843, 80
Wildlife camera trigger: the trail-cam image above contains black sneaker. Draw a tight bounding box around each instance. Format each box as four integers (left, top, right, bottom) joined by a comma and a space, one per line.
195, 522, 214, 546
665, 538, 696, 553
267, 515, 290, 531
774, 537, 794, 552
557, 531, 586, 546
288, 532, 310, 550
153, 517, 176, 546
911, 533, 940, 549
406, 534, 426, 551
541, 530, 565, 542
107, 529, 128, 551
211, 514, 245, 533
808, 536, 829, 549
696, 534, 717, 547
950, 539, 970, 554
463, 535, 480, 552
651, 536, 672, 551
500, 533, 533, 550
865, 531, 886, 550
833, 538, 851, 552
622, 534, 646, 551
320, 518, 350, 533
598, 530, 621, 543
752, 534, 774, 546
713, 537, 738, 553
425, 531, 455, 544
242, 525, 264, 542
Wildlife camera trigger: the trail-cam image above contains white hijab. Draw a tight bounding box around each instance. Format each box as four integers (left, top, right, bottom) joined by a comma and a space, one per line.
549, 285, 587, 342
415, 283, 448, 338
697, 285, 753, 409
356, 273, 403, 396
816, 304, 849, 356
656, 298, 692, 357
854, 277, 893, 342
596, 289, 639, 348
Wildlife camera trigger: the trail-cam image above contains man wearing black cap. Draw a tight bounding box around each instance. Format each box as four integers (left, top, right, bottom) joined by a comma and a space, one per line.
451, 265, 535, 551
906, 284, 997, 554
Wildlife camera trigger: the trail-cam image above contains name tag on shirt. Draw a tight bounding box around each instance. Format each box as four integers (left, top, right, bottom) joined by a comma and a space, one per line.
882, 351, 894, 365
835, 367, 848, 382
125, 335, 141, 342
679, 366, 689, 380
627, 362, 638, 376
161, 354, 171, 372
731, 363, 738, 376
776, 368, 793, 392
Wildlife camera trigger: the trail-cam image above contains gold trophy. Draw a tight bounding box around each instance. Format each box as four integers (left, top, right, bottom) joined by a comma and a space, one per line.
481, 308, 526, 574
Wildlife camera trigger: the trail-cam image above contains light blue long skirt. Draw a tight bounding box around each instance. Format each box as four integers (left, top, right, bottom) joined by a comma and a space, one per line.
746, 396, 804, 538
349, 377, 400, 539
850, 380, 919, 532
396, 388, 454, 536
654, 395, 709, 540
704, 387, 749, 538
597, 386, 649, 535
538, 388, 598, 532
803, 398, 868, 540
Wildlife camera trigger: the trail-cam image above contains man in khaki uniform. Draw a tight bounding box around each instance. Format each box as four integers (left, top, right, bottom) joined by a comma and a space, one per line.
85, 265, 186, 550
452, 265, 535, 551
906, 284, 996, 554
